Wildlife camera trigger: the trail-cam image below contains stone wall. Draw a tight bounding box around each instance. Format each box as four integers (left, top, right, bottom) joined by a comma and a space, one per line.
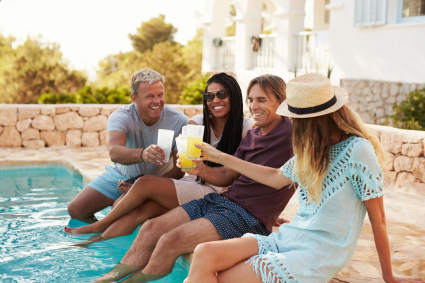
371, 124, 425, 188
0, 104, 424, 186
0, 104, 202, 149
341, 79, 425, 125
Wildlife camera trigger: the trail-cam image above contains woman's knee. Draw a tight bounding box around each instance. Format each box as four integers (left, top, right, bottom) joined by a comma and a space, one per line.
192, 242, 221, 268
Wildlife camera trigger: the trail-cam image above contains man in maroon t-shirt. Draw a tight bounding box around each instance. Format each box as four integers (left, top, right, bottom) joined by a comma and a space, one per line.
96, 75, 294, 282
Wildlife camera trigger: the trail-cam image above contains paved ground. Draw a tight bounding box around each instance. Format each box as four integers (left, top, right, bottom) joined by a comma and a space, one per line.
1, 147, 424, 282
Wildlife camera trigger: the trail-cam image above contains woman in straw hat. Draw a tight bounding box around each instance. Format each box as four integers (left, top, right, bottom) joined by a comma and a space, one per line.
184, 74, 420, 283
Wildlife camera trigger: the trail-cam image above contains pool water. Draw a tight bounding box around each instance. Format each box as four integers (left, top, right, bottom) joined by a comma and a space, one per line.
0, 164, 189, 282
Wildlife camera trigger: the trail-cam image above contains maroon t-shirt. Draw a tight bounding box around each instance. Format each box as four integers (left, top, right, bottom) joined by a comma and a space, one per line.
222, 117, 294, 232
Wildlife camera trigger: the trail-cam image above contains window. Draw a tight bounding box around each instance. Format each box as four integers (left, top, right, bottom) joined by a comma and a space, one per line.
399, 0, 425, 22
354, 0, 388, 26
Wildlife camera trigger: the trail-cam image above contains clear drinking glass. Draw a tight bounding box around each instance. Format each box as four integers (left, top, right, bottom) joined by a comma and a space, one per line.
157, 129, 175, 163
176, 136, 195, 171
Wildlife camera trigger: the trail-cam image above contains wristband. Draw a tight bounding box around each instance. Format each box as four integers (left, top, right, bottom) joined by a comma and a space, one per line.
139, 148, 144, 162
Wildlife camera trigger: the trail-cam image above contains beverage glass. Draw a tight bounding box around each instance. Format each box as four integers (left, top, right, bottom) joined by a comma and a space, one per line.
186, 125, 204, 160
175, 136, 195, 171
157, 129, 175, 163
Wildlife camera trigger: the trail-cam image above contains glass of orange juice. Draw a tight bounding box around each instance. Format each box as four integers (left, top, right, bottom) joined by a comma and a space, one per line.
186, 125, 204, 160
176, 136, 195, 171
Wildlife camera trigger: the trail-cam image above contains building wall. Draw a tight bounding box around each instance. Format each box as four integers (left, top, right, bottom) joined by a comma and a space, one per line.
328, 0, 425, 83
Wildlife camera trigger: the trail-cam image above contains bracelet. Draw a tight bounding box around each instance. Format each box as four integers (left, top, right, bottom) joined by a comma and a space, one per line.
139, 148, 144, 162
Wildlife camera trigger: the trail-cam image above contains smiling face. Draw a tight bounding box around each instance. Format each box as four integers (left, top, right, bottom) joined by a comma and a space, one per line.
248, 83, 282, 135
131, 80, 165, 126
205, 82, 231, 120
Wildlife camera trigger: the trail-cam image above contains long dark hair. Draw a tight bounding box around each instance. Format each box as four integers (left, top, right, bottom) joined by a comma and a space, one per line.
202, 73, 244, 167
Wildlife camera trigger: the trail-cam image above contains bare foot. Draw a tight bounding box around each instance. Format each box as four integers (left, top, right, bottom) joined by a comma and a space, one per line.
70, 235, 106, 248
93, 263, 141, 282
63, 222, 104, 235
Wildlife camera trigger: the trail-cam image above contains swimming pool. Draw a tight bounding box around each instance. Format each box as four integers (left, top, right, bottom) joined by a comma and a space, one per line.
0, 164, 189, 282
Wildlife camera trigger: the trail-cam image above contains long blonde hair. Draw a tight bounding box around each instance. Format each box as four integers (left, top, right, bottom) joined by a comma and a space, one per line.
292, 105, 385, 203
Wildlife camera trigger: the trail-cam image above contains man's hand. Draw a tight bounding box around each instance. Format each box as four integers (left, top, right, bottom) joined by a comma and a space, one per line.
117, 180, 132, 194
142, 144, 166, 166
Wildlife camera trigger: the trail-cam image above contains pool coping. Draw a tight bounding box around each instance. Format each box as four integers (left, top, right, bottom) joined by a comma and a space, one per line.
0, 146, 111, 184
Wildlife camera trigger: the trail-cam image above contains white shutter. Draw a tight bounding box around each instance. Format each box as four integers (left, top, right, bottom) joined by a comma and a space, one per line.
354, 0, 387, 26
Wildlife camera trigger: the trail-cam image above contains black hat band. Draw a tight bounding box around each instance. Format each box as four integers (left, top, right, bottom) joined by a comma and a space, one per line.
288, 95, 337, 115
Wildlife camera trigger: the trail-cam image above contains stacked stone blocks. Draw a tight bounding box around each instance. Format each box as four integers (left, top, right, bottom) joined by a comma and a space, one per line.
0, 104, 202, 149
0, 104, 423, 187
341, 79, 425, 125
371, 124, 425, 189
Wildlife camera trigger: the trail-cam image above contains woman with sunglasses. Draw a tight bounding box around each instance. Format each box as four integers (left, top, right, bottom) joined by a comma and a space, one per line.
64, 73, 253, 244
184, 74, 421, 283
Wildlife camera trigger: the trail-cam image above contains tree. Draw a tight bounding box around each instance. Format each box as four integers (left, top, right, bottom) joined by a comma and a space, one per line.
0, 35, 87, 103
95, 51, 143, 90
141, 41, 190, 103
179, 73, 210, 105
182, 28, 203, 82
129, 14, 177, 53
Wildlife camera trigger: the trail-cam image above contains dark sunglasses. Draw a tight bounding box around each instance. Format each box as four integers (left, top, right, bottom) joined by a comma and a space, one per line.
204, 90, 228, 102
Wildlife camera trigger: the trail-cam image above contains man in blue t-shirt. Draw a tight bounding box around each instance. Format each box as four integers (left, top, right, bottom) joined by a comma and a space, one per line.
67, 69, 188, 222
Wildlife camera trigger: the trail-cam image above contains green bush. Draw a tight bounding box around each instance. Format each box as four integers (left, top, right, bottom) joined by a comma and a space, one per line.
179, 74, 210, 105
391, 88, 425, 131
38, 86, 131, 104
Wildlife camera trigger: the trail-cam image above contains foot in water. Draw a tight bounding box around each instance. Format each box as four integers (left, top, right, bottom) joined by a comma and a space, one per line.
71, 235, 106, 248
94, 263, 141, 282
63, 222, 104, 235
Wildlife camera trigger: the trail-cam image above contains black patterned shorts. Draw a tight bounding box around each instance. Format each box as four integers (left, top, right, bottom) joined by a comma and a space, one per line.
181, 193, 268, 239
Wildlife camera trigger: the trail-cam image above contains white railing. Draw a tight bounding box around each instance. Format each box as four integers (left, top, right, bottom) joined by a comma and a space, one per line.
254, 34, 276, 69
214, 37, 235, 71
294, 31, 331, 75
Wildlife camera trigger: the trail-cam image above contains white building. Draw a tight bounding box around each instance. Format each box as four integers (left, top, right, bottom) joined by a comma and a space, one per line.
200, 0, 425, 123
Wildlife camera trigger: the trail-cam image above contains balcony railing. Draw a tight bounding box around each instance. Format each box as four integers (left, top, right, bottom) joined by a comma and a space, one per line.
294, 31, 331, 75
214, 37, 235, 71
254, 34, 276, 69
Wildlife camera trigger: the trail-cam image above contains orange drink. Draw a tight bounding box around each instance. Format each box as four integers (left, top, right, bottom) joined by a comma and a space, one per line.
187, 136, 203, 160
179, 152, 195, 171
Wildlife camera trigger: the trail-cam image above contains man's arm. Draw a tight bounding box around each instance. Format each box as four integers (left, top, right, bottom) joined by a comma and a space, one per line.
107, 130, 143, 165
108, 130, 166, 165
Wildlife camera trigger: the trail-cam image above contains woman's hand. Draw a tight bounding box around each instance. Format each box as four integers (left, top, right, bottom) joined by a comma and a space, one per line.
198, 143, 224, 165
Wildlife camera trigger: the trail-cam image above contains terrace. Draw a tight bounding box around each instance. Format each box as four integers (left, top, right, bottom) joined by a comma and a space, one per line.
0, 104, 424, 281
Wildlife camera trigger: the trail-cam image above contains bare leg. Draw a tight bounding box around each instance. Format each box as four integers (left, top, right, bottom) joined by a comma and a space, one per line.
95, 207, 191, 282
64, 175, 178, 234
185, 237, 261, 283
67, 186, 114, 222
100, 200, 167, 239
122, 218, 222, 282
73, 200, 167, 247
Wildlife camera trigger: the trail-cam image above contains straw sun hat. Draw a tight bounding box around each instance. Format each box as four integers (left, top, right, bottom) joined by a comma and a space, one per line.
276, 73, 348, 118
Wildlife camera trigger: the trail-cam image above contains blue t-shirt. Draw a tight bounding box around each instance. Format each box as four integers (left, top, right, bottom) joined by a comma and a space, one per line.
107, 103, 188, 178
